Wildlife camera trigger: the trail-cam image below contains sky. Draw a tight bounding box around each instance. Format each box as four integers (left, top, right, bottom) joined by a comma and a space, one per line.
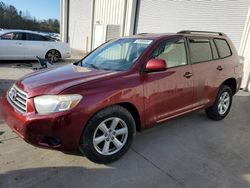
2, 0, 60, 20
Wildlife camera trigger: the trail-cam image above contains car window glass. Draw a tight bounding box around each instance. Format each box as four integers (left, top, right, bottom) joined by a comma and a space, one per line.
13, 33, 24, 40
0, 33, 14, 40
214, 39, 231, 58
26, 33, 45, 41
189, 38, 213, 63
93, 42, 147, 69
98, 42, 130, 60
0, 32, 23, 40
81, 38, 151, 71
44, 36, 53, 41
210, 40, 219, 59
152, 38, 187, 68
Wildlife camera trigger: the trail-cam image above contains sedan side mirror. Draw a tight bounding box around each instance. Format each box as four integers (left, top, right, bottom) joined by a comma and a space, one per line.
145, 58, 167, 72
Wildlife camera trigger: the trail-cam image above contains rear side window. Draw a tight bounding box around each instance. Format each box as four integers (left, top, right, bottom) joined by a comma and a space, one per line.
214, 39, 231, 58
26, 33, 46, 41
189, 38, 213, 63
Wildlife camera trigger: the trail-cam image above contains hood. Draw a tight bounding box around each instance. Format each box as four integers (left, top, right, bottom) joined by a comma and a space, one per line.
16, 64, 118, 98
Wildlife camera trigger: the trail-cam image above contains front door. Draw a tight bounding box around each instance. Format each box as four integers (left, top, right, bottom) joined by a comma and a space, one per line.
0, 32, 25, 59
143, 37, 194, 126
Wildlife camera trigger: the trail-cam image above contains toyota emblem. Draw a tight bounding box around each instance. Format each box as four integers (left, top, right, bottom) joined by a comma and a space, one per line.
9, 88, 17, 101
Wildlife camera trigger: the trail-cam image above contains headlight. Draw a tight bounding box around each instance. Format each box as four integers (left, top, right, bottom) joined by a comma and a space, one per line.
34, 94, 82, 114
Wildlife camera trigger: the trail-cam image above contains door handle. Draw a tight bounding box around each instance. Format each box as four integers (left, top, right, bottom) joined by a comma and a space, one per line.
16, 42, 22, 45
184, 72, 193, 78
216, 66, 223, 71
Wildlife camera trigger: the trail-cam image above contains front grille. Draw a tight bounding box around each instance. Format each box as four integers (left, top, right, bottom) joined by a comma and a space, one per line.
7, 84, 28, 114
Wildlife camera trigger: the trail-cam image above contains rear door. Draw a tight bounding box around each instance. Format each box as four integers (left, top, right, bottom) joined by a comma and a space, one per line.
143, 37, 194, 125
0, 32, 25, 59
187, 37, 223, 107
23, 33, 50, 59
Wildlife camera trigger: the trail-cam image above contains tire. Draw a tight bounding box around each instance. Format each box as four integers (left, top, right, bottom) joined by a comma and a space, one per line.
79, 105, 136, 164
46, 49, 61, 63
205, 85, 233, 120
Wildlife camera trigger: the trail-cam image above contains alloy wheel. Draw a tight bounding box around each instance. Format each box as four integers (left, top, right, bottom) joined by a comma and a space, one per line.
93, 117, 128, 155
218, 91, 230, 115
47, 50, 60, 62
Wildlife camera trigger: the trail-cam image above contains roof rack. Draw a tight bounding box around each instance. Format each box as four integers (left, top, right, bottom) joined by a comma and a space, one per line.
177, 30, 225, 36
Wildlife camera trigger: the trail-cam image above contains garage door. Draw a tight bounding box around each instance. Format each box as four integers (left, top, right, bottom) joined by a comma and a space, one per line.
136, 0, 250, 49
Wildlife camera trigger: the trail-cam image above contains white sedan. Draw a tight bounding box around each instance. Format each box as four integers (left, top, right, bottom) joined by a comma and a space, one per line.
0, 30, 71, 62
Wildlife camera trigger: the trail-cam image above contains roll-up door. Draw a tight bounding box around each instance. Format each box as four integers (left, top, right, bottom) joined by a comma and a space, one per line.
136, 0, 250, 49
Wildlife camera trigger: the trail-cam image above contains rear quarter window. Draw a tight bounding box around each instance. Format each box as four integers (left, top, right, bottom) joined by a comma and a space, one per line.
214, 39, 231, 58
189, 38, 213, 63
210, 40, 219, 59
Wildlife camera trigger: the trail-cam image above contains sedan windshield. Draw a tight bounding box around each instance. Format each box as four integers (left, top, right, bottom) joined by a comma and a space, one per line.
79, 38, 153, 71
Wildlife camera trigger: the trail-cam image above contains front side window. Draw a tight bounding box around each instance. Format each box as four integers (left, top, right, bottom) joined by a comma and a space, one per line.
189, 38, 213, 63
79, 38, 153, 71
0, 32, 24, 40
214, 39, 231, 58
151, 38, 187, 68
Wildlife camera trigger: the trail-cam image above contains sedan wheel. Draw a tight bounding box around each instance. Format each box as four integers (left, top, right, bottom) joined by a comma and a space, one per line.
46, 50, 60, 62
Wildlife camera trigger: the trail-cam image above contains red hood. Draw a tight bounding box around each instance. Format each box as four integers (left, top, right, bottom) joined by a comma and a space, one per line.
16, 64, 118, 98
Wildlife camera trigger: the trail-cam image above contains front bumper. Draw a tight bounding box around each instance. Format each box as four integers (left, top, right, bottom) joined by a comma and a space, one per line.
0, 93, 87, 150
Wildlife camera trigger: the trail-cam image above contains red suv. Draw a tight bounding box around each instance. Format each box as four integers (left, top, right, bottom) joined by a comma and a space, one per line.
1, 31, 243, 163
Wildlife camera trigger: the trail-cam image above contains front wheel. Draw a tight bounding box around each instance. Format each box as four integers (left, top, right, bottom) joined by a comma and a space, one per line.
79, 105, 136, 164
205, 85, 233, 120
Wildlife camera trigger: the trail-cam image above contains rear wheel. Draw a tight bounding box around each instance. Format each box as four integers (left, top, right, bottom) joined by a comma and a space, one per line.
79, 105, 136, 164
46, 49, 61, 63
205, 85, 233, 120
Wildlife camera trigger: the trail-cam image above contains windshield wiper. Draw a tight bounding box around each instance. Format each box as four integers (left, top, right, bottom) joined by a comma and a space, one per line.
88, 63, 99, 70
83, 61, 99, 70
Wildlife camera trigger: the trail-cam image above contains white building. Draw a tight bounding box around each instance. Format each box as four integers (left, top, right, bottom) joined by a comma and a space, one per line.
60, 0, 250, 91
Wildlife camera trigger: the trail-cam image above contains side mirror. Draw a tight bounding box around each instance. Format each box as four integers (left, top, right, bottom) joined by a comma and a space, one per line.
145, 58, 167, 72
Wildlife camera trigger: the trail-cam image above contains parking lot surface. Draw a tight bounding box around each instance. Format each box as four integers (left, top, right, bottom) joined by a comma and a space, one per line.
0, 61, 250, 188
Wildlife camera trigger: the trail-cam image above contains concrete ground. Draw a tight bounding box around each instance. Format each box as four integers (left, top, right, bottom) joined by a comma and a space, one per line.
0, 61, 250, 188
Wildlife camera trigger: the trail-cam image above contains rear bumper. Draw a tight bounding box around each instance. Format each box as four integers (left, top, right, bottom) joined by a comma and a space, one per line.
0, 93, 87, 150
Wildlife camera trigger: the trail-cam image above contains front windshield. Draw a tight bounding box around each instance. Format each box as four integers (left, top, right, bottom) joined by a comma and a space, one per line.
79, 38, 153, 71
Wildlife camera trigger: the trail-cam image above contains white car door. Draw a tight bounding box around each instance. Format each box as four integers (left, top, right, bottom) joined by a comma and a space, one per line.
23, 33, 49, 59
0, 32, 25, 60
